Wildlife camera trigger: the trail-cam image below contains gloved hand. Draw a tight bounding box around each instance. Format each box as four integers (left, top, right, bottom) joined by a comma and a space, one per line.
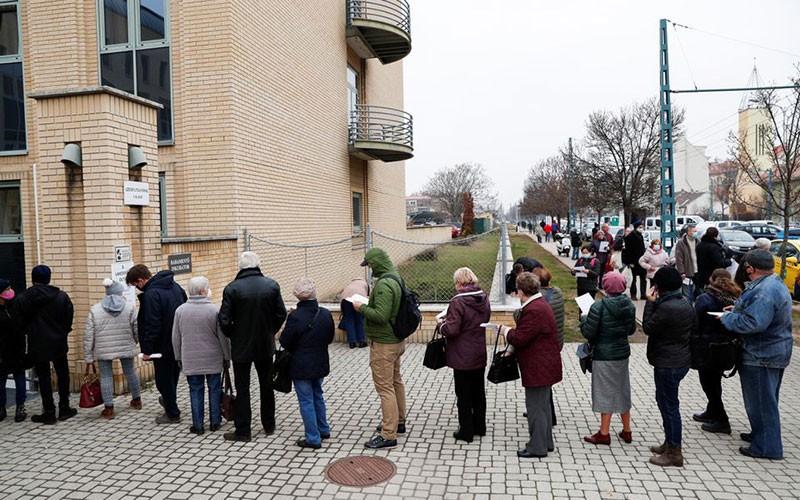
223, 359, 230, 370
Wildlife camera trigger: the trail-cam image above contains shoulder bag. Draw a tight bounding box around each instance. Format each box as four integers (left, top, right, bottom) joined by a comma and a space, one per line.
273, 309, 320, 394
487, 328, 519, 384
222, 366, 236, 421
423, 323, 447, 370
79, 364, 103, 408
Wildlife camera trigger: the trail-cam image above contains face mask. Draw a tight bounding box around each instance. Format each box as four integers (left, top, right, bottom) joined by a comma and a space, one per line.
653, 245, 661, 251
0, 288, 14, 300
581, 254, 590, 260
637, 228, 644, 233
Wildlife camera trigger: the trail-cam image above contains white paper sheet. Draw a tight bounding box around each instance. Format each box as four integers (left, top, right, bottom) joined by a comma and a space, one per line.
707, 311, 728, 317
345, 294, 370, 304
575, 293, 596, 316
727, 259, 739, 277
436, 306, 449, 320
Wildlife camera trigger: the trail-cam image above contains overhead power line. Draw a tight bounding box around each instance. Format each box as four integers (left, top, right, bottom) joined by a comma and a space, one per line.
668, 20, 800, 59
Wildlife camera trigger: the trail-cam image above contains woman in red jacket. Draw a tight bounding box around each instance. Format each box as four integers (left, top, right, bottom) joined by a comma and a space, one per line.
500, 272, 563, 458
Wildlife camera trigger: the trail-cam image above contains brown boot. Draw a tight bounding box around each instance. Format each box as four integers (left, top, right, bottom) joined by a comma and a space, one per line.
649, 441, 667, 454
130, 398, 142, 410
100, 406, 115, 420
649, 445, 684, 467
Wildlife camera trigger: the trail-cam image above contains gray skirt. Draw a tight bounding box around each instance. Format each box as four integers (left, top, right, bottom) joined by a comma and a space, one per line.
591, 358, 631, 414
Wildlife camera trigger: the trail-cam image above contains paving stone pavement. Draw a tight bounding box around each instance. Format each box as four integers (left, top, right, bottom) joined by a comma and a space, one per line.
0, 342, 797, 499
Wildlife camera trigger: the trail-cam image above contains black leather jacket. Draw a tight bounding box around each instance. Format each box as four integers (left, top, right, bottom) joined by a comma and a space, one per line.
643, 292, 696, 368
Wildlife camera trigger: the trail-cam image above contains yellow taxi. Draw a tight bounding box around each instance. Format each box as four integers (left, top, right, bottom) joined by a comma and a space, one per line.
769, 239, 800, 298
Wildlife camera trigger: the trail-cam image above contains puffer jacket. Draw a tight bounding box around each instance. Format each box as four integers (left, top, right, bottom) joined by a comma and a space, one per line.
359, 248, 402, 344
173, 296, 231, 375
137, 270, 187, 359
84, 301, 138, 362
580, 294, 636, 361
643, 291, 696, 368
507, 297, 562, 388
439, 285, 491, 370
638, 248, 673, 280
15, 284, 74, 363
219, 267, 287, 363
279, 300, 335, 380
541, 286, 565, 349
696, 235, 731, 287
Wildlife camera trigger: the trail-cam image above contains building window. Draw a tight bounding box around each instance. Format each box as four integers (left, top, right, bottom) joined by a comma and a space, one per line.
98, 0, 173, 143
0, 181, 21, 238
0, 1, 26, 154
158, 172, 167, 237
352, 192, 363, 233
347, 66, 359, 123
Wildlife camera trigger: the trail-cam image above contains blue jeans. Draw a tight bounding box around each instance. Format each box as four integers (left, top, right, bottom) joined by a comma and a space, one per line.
340, 300, 366, 344
294, 378, 330, 445
97, 358, 141, 407
739, 364, 785, 459
571, 245, 580, 259
653, 366, 689, 447
0, 368, 26, 407
186, 374, 222, 430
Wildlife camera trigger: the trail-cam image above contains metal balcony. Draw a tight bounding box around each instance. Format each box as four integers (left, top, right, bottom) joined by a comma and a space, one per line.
349, 105, 413, 162
346, 0, 411, 64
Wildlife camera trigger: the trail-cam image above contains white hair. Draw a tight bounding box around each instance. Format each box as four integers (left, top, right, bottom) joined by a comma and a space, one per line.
187, 276, 209, 296
238, 251, 261, 270
754, 238, 771, 251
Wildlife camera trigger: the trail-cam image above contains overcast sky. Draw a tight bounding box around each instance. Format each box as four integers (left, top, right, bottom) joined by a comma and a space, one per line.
403, 0, 800, 208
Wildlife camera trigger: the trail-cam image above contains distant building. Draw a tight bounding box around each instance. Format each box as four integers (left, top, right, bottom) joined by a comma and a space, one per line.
406, 195, 444, 215
673, 137, 710, 216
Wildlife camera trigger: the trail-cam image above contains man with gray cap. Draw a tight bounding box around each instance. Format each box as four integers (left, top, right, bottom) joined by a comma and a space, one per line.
219, 251, 287, 442
720, 249, 793, 460
353, 247, 406, 449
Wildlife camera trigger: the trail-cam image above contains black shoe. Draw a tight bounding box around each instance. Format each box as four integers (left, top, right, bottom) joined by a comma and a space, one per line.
0, 407, 6, 422
349, 343, 356, 349
263, 425, 275, 435
692, 411, 715, 423
517, 449, 547, 458
701, 421, 732, 434
453, 431, 473, 443
158, 396, 165, 409
321, 433, 331, 440
522, 412, 528, 418
358, 342, 368, 348
58, 405, 77, 421
14, 405, 26, 423
376, 422, 406, 434
224, 432, 251, 442
189, 426, 205, 435
364, 436, 397, 449
475, 429, 486, 437
739, 446, 782, 460
31, 413, 57, 425
210, 423, 221, 432
297, 438, 322, 449
740, 432, 752, 443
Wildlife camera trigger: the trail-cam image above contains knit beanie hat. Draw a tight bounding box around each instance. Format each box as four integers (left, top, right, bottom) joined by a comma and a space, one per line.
745, 249, 774, 271
101, 278, 126, 313
293, 277, 317, 301
602, 271, 627, 295
652, 266, 682, 292
104, 278, 124, 295
32, 265, 51, 285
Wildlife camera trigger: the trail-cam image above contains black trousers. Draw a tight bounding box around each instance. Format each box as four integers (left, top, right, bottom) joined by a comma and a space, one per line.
233, 359, 275, 437
153, 358, 181, 418
630, 264, 647, 298
698, 368, 728, 422
34, 356, 70, 415
453, 368, 486, 438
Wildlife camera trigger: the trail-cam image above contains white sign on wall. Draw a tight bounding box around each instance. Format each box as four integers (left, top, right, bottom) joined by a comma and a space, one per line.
111, 261, 136, 306
114, 245, 132, 262
124, 181, 150, 206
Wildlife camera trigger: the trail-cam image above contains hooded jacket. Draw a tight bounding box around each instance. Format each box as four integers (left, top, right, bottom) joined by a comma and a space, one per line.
643, 291, 696, 368
439, 285, 492, 370
696, 234, 731, 287
137, 270, 187, 359
15, 284, 74, 363
580, 294, 636, 361
219, 267, 287, 362
360, 248, 403, 344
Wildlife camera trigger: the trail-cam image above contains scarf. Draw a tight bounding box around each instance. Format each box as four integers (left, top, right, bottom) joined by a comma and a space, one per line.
704, 284, 737, 307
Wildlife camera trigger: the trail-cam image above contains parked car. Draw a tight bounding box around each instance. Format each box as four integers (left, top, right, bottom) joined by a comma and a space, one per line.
775, 228, 800, 240
410, 211, 448, 226
738, 222, 782, 240
769, 239, 800, 298
718, 229, 755, 262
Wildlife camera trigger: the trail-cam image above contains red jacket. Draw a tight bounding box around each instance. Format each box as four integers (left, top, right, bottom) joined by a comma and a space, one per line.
507, 297, 562, 387
439, 285, 492, 370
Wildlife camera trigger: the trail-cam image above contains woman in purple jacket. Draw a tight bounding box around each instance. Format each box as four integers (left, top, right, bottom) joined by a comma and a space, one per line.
438, 267, 492, 443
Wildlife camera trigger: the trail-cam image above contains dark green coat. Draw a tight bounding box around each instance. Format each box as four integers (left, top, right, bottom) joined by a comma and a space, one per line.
360, 248, 402, 344
580, 294, 636, 361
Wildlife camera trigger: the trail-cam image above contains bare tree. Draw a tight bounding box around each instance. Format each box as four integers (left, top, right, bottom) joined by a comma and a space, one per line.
577, 98, 684, 226
521, 156, 569, 221
730, 76, 800, 277
423, 162, 495, 222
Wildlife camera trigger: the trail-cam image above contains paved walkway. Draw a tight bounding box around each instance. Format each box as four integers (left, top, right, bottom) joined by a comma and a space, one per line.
1, 342, 798, 499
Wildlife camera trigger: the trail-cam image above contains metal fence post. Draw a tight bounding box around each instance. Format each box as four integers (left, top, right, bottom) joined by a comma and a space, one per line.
501, 221, 509, 305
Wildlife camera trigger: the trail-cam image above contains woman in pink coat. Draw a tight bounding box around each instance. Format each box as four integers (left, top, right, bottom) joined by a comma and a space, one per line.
638, 239, 675, 287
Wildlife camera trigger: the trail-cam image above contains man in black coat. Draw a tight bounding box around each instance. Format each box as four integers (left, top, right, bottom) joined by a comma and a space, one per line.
14, 266, 75, 424
696, 227, 731, 288
219, 251, 287, 442
623, 222, 647, 300
126, 264, 187, 424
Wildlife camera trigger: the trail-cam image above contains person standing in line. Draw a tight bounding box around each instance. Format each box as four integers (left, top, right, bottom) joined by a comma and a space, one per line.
438, 267, 491, 443
674, 224, 699, 294
173, 277, 231, 435
570, 228, 582, 260
0, 279, 28, 422
533, 267, 564, 427
591, 230, 611, 286
695, 227, 731, 289
126, 264, 187, 425
353, 247, 406, 450
623, 221, 647, 300
581, 272, 636, 446
720, 250, 793, 460
642, 267, 696, 467
551, 219, 560, 236
572, 247, 601, 299
219, 252, 287, 442
84, 279, 142, 419
638, 239, 673, 288
14, 266, 76, 424
340, 277, 369, 349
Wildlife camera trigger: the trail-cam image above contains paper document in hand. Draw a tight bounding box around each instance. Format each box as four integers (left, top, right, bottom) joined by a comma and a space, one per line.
575, 293, 596, 316
436, 305, 449, 320
480, 322, 500, 330
139, 353, 162, 359
707, 311, 728, 317
345, 294, 369, 304
598, 241, 609, 253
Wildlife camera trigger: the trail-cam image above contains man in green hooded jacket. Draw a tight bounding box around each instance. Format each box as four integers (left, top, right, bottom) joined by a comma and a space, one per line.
353, 247, 405, 449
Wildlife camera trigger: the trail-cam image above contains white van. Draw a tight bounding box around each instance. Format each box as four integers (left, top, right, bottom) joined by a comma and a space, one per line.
645, 215, 705, 231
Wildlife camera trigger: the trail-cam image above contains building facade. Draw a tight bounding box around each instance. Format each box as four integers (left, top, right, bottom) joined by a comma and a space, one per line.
673, 137, 710, 216
0, 0, 429, 389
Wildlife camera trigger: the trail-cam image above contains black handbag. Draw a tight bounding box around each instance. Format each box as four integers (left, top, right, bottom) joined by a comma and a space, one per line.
487, 329, 519, 384
710, 337, 743, 378
273, 309, 320, 394
423, 324, 447, 370
578, 343, 594, 374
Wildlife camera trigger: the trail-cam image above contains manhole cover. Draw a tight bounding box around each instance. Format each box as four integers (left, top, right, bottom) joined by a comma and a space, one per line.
325, 455, 397, 487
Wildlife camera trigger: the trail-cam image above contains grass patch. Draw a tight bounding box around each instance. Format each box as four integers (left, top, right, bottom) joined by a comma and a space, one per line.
396, 233, 500, 302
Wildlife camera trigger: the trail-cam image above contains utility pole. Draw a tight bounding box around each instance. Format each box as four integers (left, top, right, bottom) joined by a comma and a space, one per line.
568, 137, 575, 231
659, 19, 677, 252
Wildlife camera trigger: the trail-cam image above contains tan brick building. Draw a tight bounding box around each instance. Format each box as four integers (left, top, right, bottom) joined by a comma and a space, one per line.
0, 0, 434, 389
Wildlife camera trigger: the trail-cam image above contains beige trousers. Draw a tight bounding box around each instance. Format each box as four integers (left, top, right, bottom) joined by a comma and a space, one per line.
369, 341, 407, 440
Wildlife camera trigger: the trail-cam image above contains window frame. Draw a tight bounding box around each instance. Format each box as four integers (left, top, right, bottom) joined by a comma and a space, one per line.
0, 0, 28, 156
347, 65, 359, 123
352, 191, 363, 234
97, 0, 174, 145
0, 180, 22, 242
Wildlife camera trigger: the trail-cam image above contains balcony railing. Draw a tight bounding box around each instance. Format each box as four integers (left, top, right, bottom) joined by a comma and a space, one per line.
346, 0, 412, 64
349, 104, 413, 162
